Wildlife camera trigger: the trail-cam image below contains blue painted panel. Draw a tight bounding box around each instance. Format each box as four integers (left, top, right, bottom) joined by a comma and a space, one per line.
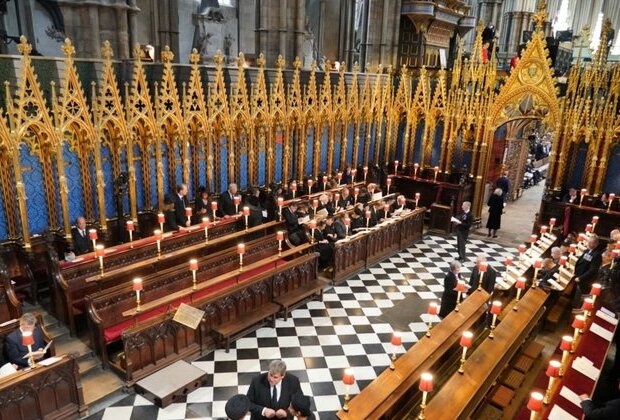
333, 126, 341, 172
394, 122, 406, 162
368, 123, 376, 163
358, 123, 366, 164
290, 129, 298, 180
379, 123, 387, 164
0, 181, 8, 240
161, 143, 170, 200
239, 152, 248, 189
462, 151, 472, 171
413, 121, 425, 164
275, 142, 283, 182
431, 121, 444, 167
197, 143, 206, 191
346, 124, 354, 165
20, 144, 49, 234
134, 144, 145, 211
258, 151, 266, 185
101, 145, 116, 218
119, 148, 130, 215
175, 143, 183, 193
149, 144, 158, 208
569, 142, 588, 188
603, 144, 620, 193
220, 139, 228, 192
305, 127, 314, 176
63, 143, 85, 223
320, 126, 328, 173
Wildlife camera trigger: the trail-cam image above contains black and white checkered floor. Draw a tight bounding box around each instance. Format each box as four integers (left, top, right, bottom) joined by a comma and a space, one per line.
86, 235, 513, 420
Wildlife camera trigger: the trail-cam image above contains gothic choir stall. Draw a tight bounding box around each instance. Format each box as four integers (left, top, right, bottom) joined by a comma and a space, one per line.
0, 1, 620, 419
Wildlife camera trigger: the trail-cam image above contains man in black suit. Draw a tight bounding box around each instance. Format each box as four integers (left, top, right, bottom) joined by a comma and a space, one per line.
4, 313, 48, 368
247, 359, 302, 420
219, 183, 239, 216
453, 201, 473, 261
71, 216, 92, 255
580, 382, 620, 420
468, 256, 497, 294
573, 234, 603, 308
563, 188, 579, 204
333, 215, 348, 239
173, 184, 190, 227
439, 261, 463, 318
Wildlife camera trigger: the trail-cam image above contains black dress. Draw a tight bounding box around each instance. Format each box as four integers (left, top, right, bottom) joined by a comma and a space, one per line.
486, 194, 503, 230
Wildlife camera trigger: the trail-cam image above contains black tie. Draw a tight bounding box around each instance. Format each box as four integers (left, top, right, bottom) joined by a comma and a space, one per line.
271, 386, 277, 408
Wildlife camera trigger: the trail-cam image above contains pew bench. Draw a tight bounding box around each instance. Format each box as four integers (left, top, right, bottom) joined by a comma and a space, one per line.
87, 241, 312, 368
212, 302, 280, 352
111, 253, 319, 383
273, 278, 328, 321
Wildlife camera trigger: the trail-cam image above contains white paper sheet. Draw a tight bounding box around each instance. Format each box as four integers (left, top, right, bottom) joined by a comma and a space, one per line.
0, 362, 17, 378
38, 356, 62, 366
600, 307, 617, 320
548, 405, 579, 420
590, 323, 614, 341
572, 357, 600, 380
559, 386, 583, 407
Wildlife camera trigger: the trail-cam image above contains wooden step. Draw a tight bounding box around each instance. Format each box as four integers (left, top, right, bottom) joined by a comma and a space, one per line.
55, 334, 93, 360
46, 323, 70, 340
78, 357, 100, 377
80, 368, 125, 407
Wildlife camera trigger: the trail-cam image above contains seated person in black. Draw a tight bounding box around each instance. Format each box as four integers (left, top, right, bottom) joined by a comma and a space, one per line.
283, 203, 306, 246
309, 220, 334, 269
333, 215, 348, 239
317, 194, 335, 216
163, 196, 181, 232
337, 188, 353, 209
194, 186, 211, 220
323, 218, 337, 242
349, 207, 365, 231
4, 313, 48, 368
71, 216, 92, 255
563, 188, 579, 204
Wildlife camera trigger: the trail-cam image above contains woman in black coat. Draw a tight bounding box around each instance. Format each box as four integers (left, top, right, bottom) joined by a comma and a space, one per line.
486, 187, 504, 238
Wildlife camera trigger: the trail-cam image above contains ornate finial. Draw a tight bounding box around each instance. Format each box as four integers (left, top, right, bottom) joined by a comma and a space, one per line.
533, 0, 548, 32
161, 45, 174, 63
236, 52, 245, 68
101, 40, 114, 60
293, 56, 301, 70
257, 53, 265, 68
133, 43, 142, 60
189, 48, 200, 65
339, 62, 346, 74
310, 61, 316, 72
214, 50, 224, 66
276, 55, 285, 70
17, 36, 32, 56
61, 38, 75, 57
401, 64, 408, 77
386, 64, 393, 75
353, 62, 360, 73
476, 19, 485, 34
326, 60, 331, 71
375, 63, 383, 74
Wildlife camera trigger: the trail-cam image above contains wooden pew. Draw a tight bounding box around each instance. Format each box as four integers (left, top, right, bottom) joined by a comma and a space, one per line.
109, 253, 320, 383
538, 199, 620, 238
86, 236, 312, 367
336, 290, 490, 419
422, 288, 547, 419
0, 354, 86, 420
0, 257, 22, 324
392, 175, 474, 214
50, 219, 282, 334
332, 208, 424, 283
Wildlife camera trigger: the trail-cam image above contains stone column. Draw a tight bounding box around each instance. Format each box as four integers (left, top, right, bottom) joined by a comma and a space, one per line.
88, 5, 100, 58
116, 7, 129, 59
279, 0, 287, 59
127, 0, 138, 55
295, 0, 305, 60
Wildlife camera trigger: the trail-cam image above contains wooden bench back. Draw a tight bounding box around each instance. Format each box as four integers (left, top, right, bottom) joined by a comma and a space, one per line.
57, 218, 241, 281
118, 253, 319, 382
0, 257, 22, 323
87, 234, 282, 330
337, 290, 490, 419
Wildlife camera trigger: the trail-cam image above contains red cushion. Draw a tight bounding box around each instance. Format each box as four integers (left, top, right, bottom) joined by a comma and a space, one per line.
103, 306, 167, 343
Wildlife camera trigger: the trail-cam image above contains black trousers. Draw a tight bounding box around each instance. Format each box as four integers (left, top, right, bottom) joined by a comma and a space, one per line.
456, 229, 469, 260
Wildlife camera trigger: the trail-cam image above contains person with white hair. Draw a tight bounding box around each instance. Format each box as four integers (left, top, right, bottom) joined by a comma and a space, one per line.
452, 201, 473, 261
439, 260, 464, 318
486, 188, 504, 238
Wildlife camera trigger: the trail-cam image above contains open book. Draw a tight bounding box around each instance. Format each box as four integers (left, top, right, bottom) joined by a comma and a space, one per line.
0, 362, 17, 378
22, 340, 53, 359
